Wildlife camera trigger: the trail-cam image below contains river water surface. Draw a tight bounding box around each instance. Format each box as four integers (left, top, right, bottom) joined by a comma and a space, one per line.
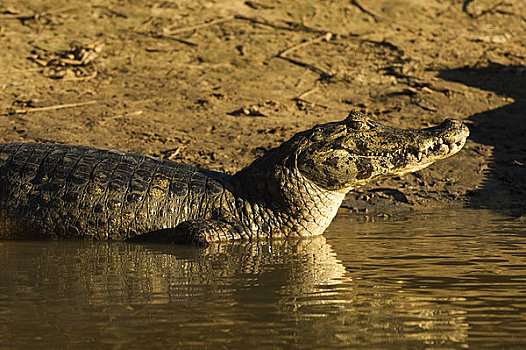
1, 209, 525, 349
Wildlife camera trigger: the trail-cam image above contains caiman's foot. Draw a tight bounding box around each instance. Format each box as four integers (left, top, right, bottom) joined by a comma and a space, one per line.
172, 220, 247, 245
129, 220, 248, 246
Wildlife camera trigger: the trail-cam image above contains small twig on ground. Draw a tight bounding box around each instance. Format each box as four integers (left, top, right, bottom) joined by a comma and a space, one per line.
92, 4, 128, 18
164, 15, 235, 35
100, 110, 143, 124
277, 33, 334, 79
294, 98, 329, 110
1, 100, 97, 116
135, 16, 154, 31
296, 86, 319, 100
136, 31, 198, 47
235, 14, 328, 35
0, 68, 41, 75
349, 0, 381, 21
495, 9, 526, 21
0, 6, 76, 21
139, 16, 234, 46
156, 34, 198, 47
278, 33, 333, 57
475, 1, 508, 18
244, 1, 275, 10
278, 56, 332, 79
292, 86, 329, 109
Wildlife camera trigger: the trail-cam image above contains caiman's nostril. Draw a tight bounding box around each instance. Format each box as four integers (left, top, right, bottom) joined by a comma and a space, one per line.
442, 119, 468, 131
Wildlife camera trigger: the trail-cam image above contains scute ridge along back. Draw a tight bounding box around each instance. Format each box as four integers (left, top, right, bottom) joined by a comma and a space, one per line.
0, 111, 469, 244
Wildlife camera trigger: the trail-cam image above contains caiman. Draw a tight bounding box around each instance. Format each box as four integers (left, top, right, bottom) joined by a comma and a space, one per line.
0, 111, 469, 244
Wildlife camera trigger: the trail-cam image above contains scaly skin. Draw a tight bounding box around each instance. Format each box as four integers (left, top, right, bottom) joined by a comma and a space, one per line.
0, 111, 469, 244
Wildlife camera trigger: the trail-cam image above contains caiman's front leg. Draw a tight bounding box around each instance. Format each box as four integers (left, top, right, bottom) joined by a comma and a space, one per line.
173, 220, 250, 245
129, 220, 248, 246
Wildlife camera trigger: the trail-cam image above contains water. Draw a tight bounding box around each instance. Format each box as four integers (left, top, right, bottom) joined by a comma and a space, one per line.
1, 209, 525, 349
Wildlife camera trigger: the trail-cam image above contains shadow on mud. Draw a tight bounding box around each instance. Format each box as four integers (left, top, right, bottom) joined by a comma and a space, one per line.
439, 63, 526, 212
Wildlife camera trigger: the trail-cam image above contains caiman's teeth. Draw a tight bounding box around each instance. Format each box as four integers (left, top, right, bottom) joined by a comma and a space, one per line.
363, 140, 458, 160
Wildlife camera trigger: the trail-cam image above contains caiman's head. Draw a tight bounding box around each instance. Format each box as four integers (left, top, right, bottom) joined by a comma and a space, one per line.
295, 111, 469, 191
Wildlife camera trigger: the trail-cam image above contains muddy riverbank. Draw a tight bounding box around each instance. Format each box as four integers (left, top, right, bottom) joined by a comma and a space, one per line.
1, 0, 525, 215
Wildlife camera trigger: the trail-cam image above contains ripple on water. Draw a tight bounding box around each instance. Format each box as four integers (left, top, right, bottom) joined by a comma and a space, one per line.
1, 209, 525, 349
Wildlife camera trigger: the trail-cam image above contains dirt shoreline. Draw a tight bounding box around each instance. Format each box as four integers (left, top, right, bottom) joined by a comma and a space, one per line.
1, 0, 525, 216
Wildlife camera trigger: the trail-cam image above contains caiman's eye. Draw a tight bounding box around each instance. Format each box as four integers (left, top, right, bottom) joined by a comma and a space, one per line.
347, 120, 367, 131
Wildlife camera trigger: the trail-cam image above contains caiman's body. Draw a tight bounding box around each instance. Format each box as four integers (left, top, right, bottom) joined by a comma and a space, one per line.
0, 112, 469, 244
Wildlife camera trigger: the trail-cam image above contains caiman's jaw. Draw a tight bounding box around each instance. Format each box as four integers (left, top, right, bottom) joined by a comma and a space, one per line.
395, 126, 466, 171
296, 111, 469, 191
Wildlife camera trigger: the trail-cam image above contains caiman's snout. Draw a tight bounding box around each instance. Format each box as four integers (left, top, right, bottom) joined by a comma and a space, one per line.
417, 118, 470, 161
297, 111, 470, 191
435, 118, 470, 146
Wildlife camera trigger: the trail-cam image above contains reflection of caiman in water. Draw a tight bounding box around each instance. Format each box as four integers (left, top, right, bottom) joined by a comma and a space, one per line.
0, 111, 468, 243
1, 234, 474, 346
1, 237, 349, 312
1, 236, 348, 310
